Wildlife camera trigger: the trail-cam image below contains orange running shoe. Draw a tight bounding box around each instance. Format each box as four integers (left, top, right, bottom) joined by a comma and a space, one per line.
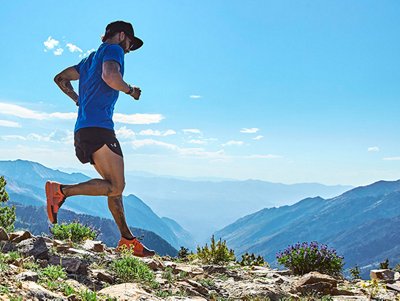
117, 237, 156, 257
45, 181, 66, 224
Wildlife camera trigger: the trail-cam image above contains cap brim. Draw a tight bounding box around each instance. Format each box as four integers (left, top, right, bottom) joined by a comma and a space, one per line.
129, 36, 143, 51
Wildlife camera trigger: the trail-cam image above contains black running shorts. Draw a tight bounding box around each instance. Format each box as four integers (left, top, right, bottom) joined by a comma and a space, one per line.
74, 127, 123, 164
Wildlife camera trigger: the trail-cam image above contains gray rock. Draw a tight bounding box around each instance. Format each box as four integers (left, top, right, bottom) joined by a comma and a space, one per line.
15, 271, 39, 282
10, 230, 32, 243
48, 255, 88, 274
0, 227, 9, 241
92, 269, 114, 284
82, 240, 105, 252
16, 237, 49, 260
370, 269, 395, 281
98, 283, 157, 300
0, 240, 17, 252
22, 281, 66, 301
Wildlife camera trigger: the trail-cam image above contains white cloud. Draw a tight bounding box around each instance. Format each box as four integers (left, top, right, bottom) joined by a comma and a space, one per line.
114, 113, 164, 125
43, 36, 59, 50
0, 103, 76, 120
253, 135, 263, 140
131, 139, 177, 150
116, 126, 136, 139
189, 139, 207, 145
0, 120, 21, 128
383, 157, 400, 161
66, 43, 83, 53
240, 128, 259, 134
53, 48, 64, 56
139, 129, 176, 136
1, 135, 27, 141
223, 140, 244, 147
183, 129, 202, 134
1, 130, 73, 144
0, 103, 163, 125
244, 154, 282, 159
189, 95, 202, 99
130, 138, 227, 160
368, 146, 380, 152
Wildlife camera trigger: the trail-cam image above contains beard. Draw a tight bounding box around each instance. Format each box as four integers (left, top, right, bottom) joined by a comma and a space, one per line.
119, 37, 130, 53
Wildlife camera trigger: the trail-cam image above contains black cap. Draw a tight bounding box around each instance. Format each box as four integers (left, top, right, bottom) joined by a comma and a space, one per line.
104, 21, 143, 51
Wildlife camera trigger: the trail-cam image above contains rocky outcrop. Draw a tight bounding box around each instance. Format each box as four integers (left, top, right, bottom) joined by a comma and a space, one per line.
0, 231, 399, 300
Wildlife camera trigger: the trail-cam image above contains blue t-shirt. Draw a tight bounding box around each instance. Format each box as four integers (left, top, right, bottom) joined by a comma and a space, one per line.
73, 43, 125, 132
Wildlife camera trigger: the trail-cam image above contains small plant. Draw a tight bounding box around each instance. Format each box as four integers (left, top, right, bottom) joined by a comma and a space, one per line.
111, 251, 155, 284
0, 285, 10, 295
23, 260, 40, 271
50, 222, 97, 243
238, 252, 266, 267
156, 290, 173, 298
60, 283, 76, 296
196, 235, 236, 265
178, 246, 190, 259
379, 258, 389, 269
394, 263, 400, 272
199, 278, 215, 288
360, 279, 386, 299
276, 241, 344, 277
162, 267, 175, 284
177, 271, 188, 280
38, 264, 68, 291
0, 176, 16, 232
80, 289, 98, 301
349, 265, 361, 280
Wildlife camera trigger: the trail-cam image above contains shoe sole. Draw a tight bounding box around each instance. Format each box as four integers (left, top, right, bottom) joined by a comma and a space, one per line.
45, 181, 57, 224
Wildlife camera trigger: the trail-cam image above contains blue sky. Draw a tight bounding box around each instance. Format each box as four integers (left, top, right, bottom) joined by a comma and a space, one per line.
0, 1, 399, 186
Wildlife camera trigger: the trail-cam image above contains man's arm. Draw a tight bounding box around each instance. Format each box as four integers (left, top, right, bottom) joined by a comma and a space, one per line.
102, 61, 141, 100
54, 67, 80, 105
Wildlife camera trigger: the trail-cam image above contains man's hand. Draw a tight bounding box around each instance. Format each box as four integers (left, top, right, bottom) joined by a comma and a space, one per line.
131, 86, 141, 100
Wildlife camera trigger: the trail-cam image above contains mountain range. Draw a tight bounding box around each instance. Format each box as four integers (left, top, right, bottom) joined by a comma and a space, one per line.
214, 179, 400, 277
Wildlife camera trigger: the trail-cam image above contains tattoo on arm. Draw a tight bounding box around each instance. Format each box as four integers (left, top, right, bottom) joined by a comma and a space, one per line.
56, 75, 79, 103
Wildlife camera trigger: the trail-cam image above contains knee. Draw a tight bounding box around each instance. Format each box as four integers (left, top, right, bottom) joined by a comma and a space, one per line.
108, 181, 125, 197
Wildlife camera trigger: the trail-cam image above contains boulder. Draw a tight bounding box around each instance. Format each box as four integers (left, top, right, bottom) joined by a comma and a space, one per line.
22, 281, 66, 301
16, 237, 49, 260
293, 271, 338, 295
82, 240, 105, 252
15, 271, 39, 282
9, 230, 32, 243
370, 269, 395, 281
142, 257, 165, 271
48, 255, 88, 274
92, 269, 114, 284
98, 283, 157, 300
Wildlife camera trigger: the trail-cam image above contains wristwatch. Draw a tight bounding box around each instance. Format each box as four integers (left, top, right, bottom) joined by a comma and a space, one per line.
125, 84, 134, 95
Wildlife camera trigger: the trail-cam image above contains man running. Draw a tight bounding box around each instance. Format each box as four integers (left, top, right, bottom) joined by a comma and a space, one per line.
46, 20, 155, 257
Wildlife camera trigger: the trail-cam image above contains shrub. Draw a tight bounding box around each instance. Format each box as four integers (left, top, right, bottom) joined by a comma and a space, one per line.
111, 251, 155, 284
0, 176, 16, 232
349, 265, 361, 280
276, 241, 344, 277
196, 235, 236, 265
50, 222, 97, 243
379, 258, 389, 269
238, 252, 267, 267
178, 246, 190, 259
39, 265, 67, 282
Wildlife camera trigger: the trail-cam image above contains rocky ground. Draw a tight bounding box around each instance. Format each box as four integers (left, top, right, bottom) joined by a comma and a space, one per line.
0, 228, 399, 301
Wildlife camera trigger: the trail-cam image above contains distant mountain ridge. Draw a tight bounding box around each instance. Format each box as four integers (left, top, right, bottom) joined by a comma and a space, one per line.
215, 179, 400, 277
0, 159, 194, 250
